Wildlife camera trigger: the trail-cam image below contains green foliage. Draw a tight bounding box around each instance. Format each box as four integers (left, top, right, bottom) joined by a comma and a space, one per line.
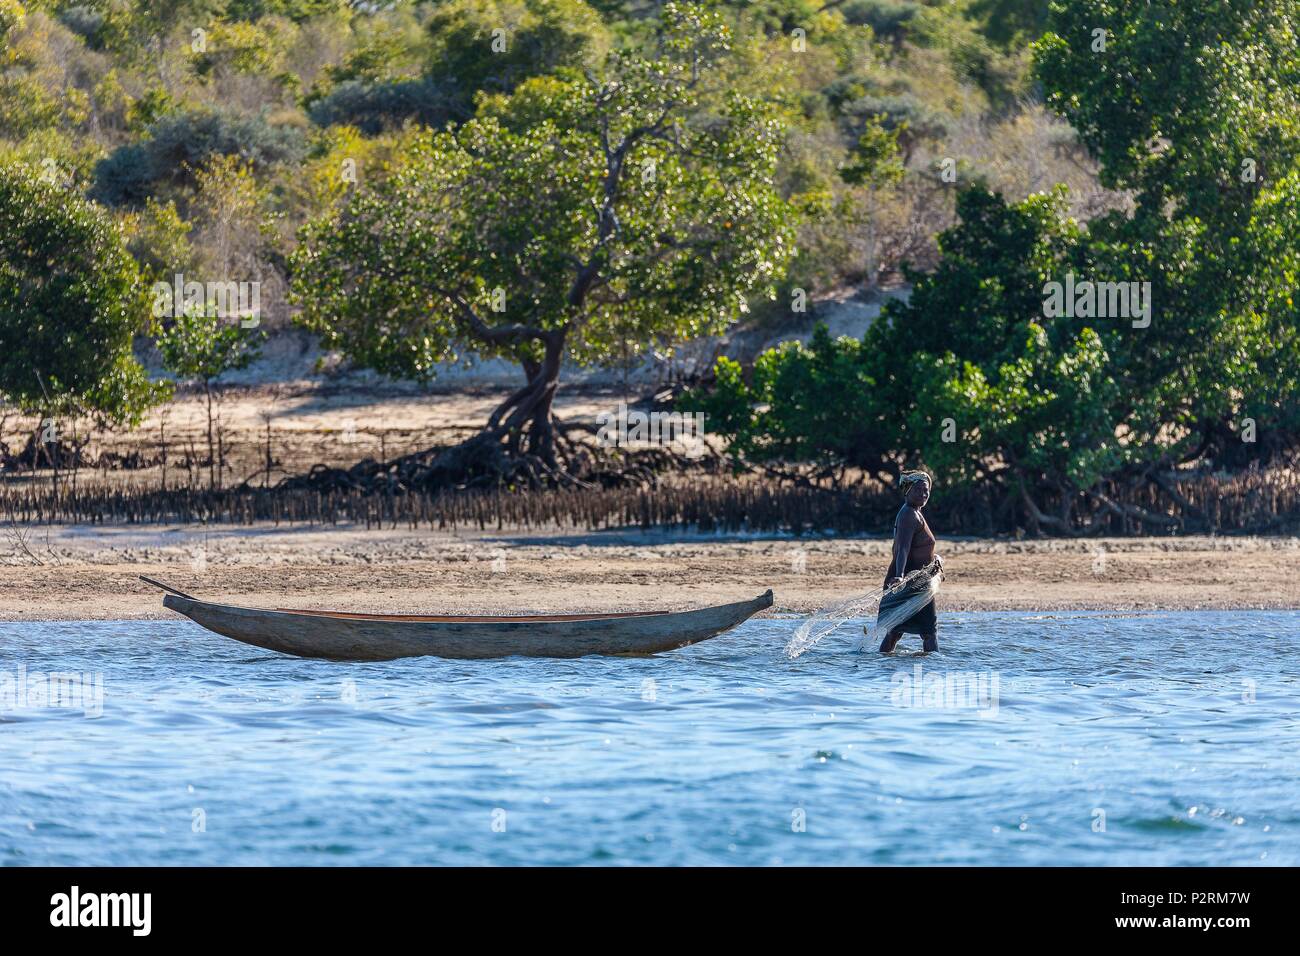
1035, 0, 1300, 461
0, 128, 101, 188
0, 74, 64, 135
907, 323, 1122, 491
91, 109, 307, 206
911, 1, 1031, 106
224, 0, 350, 22
684, 325, 890, 475
307, 77, 456, 133
122, 197, 194, 284
1034, 0, 1300, 216
157, 302, 264, 488
838, 1, 920, 45
697, 0, 1300, 517
0, 0, 24, 44
0, 161, 161, 423
426, 0, 611, 97
292, 2, 798, 383
304, 0, 615, 136
320, 23, 420, 87
55, 5, 106, 46
837, 92, 949, 152
840, 113, 905, 188
157, 307, 263, 385
880, 185, 1081, 364
10, 0, 1291, 515
280, 124, 420, 220
191, 20, 280, 77
125, 86, 183, 133
724, 0, 824, 36
0, 0, 1075, 372
690, 186, 1107, 490
968, 0, 1048, 46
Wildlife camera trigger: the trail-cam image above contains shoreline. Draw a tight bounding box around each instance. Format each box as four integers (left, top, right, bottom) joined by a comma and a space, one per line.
1, 526, 1297, 621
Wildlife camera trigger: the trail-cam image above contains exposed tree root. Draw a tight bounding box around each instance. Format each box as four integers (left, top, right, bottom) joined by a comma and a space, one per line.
272, 412, 722, 495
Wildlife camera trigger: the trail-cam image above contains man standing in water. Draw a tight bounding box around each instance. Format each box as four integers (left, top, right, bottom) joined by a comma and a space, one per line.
880, 471, 940, 653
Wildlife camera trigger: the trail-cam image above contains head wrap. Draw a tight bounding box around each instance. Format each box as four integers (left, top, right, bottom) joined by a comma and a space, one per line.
899, 470, 932, 493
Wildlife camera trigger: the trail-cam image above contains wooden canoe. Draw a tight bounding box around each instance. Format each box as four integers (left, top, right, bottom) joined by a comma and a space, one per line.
143, 577, 773, 661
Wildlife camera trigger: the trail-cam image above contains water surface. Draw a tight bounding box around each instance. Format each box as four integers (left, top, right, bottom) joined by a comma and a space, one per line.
2, 611, 1297, 865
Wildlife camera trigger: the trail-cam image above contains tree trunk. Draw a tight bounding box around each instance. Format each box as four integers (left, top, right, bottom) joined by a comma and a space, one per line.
279, 324, 691, 495
264, 418, 273, 489
48, 416, 60, 502
521, 336, 563, 466
69, 419, 80, 503
407, 332, 568, 489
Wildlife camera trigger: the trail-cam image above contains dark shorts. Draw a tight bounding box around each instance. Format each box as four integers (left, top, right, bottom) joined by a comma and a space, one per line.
881, 568, 938, 635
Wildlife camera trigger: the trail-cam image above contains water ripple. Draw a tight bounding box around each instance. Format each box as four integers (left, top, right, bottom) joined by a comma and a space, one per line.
0, 610, 1297, 865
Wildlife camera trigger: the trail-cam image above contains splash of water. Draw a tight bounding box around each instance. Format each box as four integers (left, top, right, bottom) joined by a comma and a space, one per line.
851, 567, 942, 652
786, 562, 942, 658
785, 589, 887, 658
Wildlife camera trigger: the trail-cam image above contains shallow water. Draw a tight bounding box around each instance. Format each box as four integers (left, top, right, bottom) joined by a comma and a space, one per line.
2, 611, 1298, 866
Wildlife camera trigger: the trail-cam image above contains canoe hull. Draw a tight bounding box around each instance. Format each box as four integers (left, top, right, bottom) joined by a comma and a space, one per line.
162, 590, 773, 661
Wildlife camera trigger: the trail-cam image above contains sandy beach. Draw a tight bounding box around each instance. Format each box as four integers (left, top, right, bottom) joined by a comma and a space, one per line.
1, 525, 1297, 620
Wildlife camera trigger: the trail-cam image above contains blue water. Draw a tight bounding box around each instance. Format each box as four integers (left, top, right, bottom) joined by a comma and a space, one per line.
2, 611, 1298, 866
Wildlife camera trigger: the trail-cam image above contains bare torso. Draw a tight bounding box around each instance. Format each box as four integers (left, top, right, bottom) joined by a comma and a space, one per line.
886, 504, 935, 583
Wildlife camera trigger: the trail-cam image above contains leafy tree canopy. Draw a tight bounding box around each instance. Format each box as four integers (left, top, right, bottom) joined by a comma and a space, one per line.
292, 2, 799, 480
293, 2, 797, 381
0, 161, 163, 423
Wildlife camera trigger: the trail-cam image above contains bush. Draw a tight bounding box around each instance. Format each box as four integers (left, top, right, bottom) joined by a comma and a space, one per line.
91, 109, 307, 206
840, 93, 949, 144
307, 78, 458, 133
57, 4, 105, 44
0, 161, 161, 422
0, 0, 23, 43
838, 0, 921, 45
426, 0, 610, 96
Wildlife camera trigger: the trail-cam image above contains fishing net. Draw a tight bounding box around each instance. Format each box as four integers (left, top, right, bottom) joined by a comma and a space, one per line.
850, 562, 942, 652
785, 588, 887, 659
785, 560, 943, 658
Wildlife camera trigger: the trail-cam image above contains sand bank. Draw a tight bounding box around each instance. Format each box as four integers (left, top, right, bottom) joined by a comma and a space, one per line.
1, 525, 1296, 620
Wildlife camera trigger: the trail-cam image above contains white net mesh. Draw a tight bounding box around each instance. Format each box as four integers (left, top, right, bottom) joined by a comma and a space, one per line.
785, 588, 887, 659
785, 560, 942, 658
851, 564, 942, 652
